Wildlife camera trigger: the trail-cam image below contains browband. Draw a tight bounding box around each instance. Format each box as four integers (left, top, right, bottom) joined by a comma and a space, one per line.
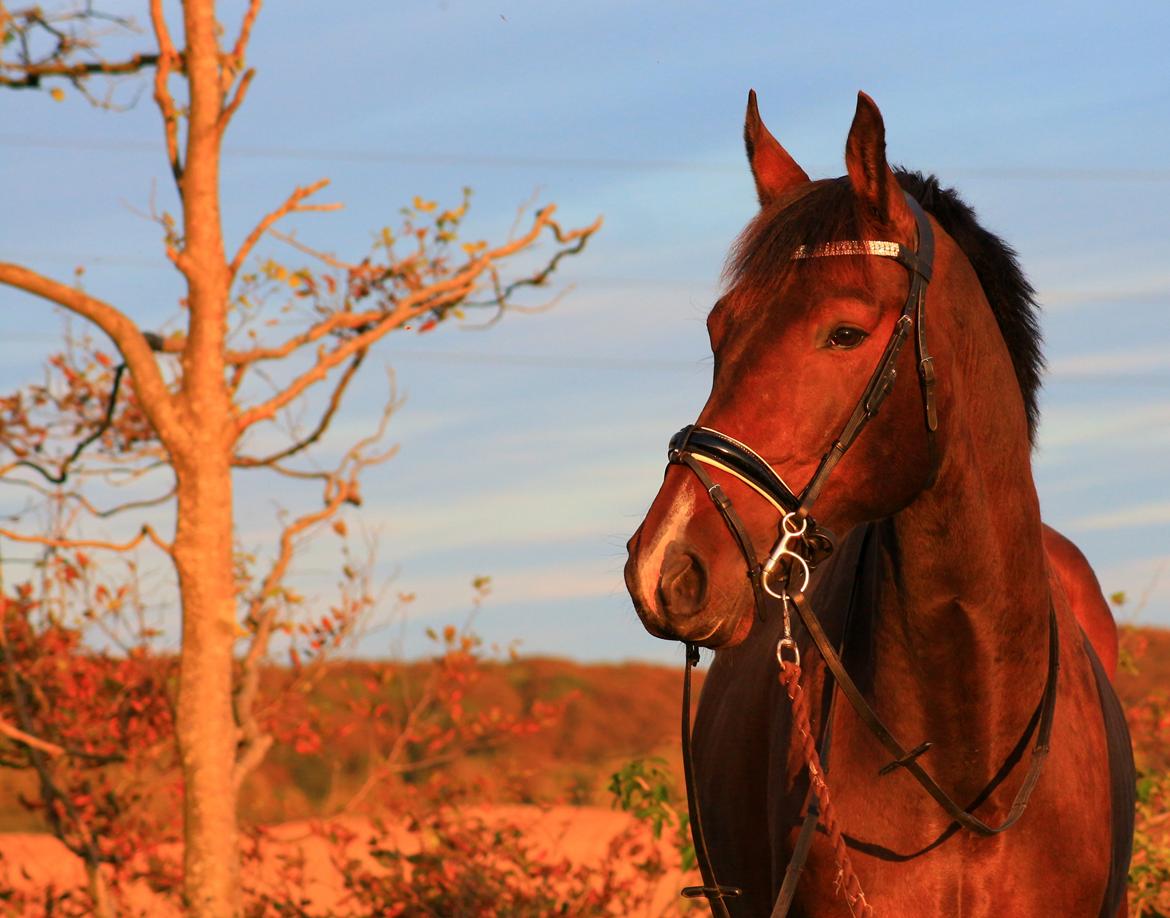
794, 237, 933, 282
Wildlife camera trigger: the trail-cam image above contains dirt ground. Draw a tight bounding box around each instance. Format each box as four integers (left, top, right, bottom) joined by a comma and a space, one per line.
0, 806, 697, 916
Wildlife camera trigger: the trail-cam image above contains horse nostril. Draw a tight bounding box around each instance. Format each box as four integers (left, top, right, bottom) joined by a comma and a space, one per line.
657, 541, 708, 618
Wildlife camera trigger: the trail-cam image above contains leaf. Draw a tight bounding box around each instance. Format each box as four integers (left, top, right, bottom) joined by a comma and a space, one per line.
50, 87, 65, 102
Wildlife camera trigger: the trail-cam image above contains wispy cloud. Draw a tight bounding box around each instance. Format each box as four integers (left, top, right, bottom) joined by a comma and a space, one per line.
1039, 279, 1170, 313
1067, 500, 1170, 533
1038, 398, 1170, 450
394, 556, 626, 622
1048, 346, 1170, 377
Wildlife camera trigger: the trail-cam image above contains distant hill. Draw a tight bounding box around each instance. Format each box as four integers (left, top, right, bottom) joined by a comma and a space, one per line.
1, 627, 1165, 833
245, 624, 1170, 821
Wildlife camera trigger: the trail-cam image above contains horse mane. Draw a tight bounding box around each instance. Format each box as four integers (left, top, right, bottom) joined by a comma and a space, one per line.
724, 171, 1045, 442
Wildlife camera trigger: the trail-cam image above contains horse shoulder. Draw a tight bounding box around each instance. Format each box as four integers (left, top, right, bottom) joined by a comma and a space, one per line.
1042, 524, 1119, 679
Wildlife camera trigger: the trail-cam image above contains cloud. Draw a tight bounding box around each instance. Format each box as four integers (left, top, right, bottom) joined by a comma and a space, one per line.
1047, 346, 1170, 377
1036, 273, 1170, 314
1066, 500, 1170, 533
1038, 398, 1170, 450
392, 556, 626, 621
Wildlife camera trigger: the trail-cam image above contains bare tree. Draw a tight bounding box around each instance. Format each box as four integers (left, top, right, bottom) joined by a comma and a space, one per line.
0, 2, 599, 914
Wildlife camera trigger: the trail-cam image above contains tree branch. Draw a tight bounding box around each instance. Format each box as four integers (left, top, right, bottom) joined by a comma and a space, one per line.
148, 0, 182, 184
218, 0, 262, 129
232, 478, 355, 788
234, 350, 365, 468
0, 524, 171, 555
230, 0, 264, 65
0, 263, 188, 453
0, 478, 177, 522
0, 717, 65, 757
219, 67, 254, 129
6, 363, 127, 486
229, 179, 337, 282
0, 52, 160, 88
231, 229, 550, 433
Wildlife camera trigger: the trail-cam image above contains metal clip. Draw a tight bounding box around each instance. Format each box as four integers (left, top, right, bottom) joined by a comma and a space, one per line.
762, 512, 811, 598
775, 593, 800, 670
776, 636, 800, 669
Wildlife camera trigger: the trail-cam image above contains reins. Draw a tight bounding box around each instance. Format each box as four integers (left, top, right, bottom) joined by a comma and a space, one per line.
670, 194, 1060, 916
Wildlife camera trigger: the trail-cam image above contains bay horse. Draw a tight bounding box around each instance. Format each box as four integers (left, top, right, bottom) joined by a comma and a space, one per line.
625, 92, 1134, 917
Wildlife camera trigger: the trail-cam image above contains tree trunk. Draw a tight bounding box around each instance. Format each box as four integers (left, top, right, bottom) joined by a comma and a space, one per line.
173, 451, 240, 916
171, 2, 239, 911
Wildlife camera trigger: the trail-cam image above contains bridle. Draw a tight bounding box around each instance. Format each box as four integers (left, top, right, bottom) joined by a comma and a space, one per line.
666, 193, 1060, 917
669, 192, 938, 596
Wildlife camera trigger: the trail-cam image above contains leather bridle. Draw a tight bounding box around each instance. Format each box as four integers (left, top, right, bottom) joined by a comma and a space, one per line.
669, 193, 938, 587
665, 193, 1060, 917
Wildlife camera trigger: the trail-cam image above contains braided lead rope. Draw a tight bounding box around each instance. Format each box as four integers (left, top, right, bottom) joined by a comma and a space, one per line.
779, 658, 874, 918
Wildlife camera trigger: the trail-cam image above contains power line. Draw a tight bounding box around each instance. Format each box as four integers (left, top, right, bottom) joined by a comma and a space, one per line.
3, 134, 1170, 183
4, 251, 1169, 309
0, 335, 1166, 385
0, 250, 717, 288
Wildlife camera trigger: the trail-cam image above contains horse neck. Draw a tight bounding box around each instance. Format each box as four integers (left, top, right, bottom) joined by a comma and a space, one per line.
871, 392, 1052, 782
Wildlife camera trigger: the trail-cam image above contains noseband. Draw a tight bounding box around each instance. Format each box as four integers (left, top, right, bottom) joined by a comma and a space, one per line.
666, 193, 1060, 917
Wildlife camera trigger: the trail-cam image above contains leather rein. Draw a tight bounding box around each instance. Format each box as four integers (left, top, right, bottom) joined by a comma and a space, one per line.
667, 194, 1060, 917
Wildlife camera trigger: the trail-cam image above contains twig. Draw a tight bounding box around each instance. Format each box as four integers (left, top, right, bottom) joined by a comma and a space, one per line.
0, 53, 160, 88
233, 350, 365, 467
0, 717, 65, 757
148, 0, 182, 184
0, 524, 171, 554
229, 178, 338, 281
0, 262, 187, 452
8, 364, 126, 486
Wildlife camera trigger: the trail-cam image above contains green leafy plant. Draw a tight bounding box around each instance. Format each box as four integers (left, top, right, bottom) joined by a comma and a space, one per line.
1131, 769, 1170, 917
610, 757, 695, 872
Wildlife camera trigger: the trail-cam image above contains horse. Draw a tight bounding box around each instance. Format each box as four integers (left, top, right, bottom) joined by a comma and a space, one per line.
624, 91, 1134, 917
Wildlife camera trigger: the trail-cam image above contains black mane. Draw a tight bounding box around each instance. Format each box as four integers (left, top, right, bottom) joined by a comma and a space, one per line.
725, 171, 1045, 442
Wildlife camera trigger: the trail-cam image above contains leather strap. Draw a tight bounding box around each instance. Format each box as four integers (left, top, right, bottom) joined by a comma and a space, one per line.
790, 591, 1059, 836
797, 195, 935, 518
679, 454, 773, 620
772, 795, 820, 917
680, 644, 740, 914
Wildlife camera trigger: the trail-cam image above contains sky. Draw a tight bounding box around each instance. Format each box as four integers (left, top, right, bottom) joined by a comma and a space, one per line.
1, 1, 1168, 663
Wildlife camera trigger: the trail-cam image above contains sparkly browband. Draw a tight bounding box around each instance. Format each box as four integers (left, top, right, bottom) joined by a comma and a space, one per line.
793, 240, 903, 259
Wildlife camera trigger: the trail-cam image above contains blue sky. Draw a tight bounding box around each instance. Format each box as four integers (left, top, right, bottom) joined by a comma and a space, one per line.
1, 1, 1168, 662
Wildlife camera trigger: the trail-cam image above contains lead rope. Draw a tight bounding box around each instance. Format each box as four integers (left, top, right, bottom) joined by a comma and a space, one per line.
777, 597, 873, 918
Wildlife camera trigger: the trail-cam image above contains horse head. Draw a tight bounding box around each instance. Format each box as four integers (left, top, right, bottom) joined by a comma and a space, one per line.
625, 91, 1023, 649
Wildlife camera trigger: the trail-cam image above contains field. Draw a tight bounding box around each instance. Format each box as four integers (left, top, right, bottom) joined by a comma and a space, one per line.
0, 626, 1165, 914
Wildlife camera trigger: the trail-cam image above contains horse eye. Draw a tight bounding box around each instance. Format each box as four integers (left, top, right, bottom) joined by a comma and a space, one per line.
827, 326, 868, 350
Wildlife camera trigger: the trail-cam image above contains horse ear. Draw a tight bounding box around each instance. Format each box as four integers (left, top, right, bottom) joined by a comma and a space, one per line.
744, 90, 809, 206
844, 92, 915, 238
